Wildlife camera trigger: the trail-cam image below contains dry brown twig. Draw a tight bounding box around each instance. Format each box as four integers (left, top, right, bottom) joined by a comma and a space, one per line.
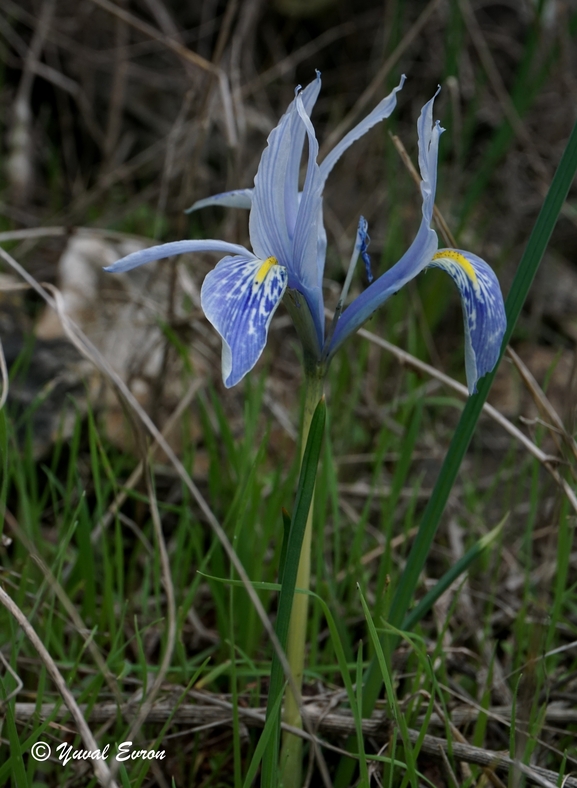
103, 0, 129, 166
6, 0, 56, 202
90, 376, 205, 544
0, 649, 23, 705
241, 17, 360, 96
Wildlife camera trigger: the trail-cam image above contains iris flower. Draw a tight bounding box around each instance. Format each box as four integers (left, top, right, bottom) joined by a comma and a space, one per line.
105, 74, 506, 393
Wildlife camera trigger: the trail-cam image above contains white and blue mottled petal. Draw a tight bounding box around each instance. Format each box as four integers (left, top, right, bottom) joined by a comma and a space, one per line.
104, 239, 253, 273
318, 75, 405, 186
201, 254, 288, 388
185, 189, 254, 214
429, 249, 506, 394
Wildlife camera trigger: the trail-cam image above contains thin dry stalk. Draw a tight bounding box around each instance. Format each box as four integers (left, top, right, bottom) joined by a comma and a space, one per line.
154, 88, 195, 239
241, 17, 363, 95
103, 0, 129, 165
0, 226, 153, 244
7, 0, 56, 202
0, 649, 23, 705
230, 0, 260, 143
0, 584, 119, 788
506, 345, 577, 463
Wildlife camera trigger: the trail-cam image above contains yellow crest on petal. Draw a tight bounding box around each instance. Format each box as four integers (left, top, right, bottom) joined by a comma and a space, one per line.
432, 249, 478, 286
254, 256, 279, 287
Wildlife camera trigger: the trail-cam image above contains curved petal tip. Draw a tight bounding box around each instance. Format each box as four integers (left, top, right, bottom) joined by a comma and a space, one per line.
429, 249, 506, 393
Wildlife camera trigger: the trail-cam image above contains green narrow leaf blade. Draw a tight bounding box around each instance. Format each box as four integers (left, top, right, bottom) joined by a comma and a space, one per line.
261, 397, 326, 788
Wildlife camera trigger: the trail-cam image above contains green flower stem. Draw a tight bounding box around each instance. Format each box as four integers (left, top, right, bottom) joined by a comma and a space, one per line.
280, 369, 324, 788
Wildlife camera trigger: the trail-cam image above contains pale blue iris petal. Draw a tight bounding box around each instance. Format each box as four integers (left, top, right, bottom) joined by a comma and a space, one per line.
428, 249, 506, 394
417, 87, 442, 225
104, 239, 254, 273
249, 74, 321, 265
285, 72, 322, 237
291, 93, 325, 345
328, 219, 438, 354
201, 255, 288, 388
185, 189, 253, 213
316, 204, 327, 290
318, 75, 406, 186
249, 126, 291, 267
249, 115, 294, 265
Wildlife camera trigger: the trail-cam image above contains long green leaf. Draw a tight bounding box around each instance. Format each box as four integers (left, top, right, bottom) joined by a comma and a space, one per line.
261, 397, 326, 787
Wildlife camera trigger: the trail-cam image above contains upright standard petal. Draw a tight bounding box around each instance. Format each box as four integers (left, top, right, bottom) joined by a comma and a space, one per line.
318, 75, 406, 186
104, 239, 253, 273
429, 249, 506, 393
201, 254, 288, 387
249, 74, 321, 266
328, 92, 443, 356
285, 72, 322, 237
290, 93, 325, 339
